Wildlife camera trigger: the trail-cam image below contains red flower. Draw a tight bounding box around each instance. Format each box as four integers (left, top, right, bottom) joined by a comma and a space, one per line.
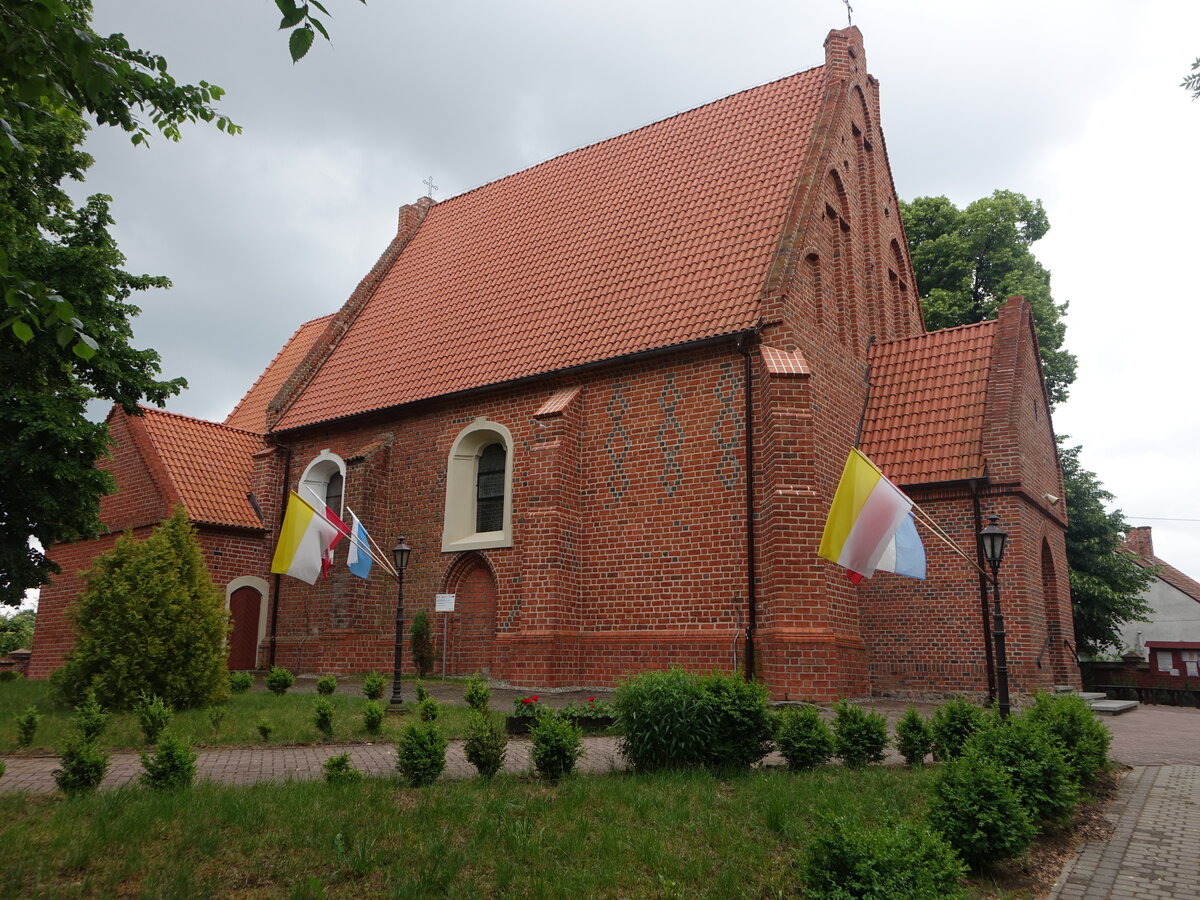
587, 697, 596, 703
521, 698, 532, 705
531, 696, 539, 702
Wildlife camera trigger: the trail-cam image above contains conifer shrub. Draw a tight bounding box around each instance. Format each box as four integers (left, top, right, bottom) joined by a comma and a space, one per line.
73, 689, 109, 742
418, 696, 440, 722
322, 753, 363, 785
929, 697, 987, 761
414, 681, 429, 703
362, 700, 384, 736
15, 705, 40, 747
895, 707, 934, 766
928, 745, 1036, 868
410, 610, 436, 678
266, 666, 295, 696
316, 675, 337, 696
1023, 691, 1111, 785
969, 716, 1078, 825
774, 706, 835, 771
362, 671, 385, 700
53, 739, 109, 797
396, 720, 447, 787
135, 692, 172, 745
463, 672, 490, 712
530, 712, 584, 784
139, 731, 197, 791
832, 701, 889, 768
55, 508, 230, 710
800, 816, 966, 899
256, 719, 273, 742
228, 671, 254, 694
463, 710, 507, 779
314, 698, 335, 738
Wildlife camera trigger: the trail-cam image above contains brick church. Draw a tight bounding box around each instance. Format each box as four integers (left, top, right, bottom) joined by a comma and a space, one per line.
30, 28, 1079, 700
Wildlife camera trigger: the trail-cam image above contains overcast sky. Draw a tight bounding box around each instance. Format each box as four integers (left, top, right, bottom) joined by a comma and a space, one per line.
74, 0, 1200, 571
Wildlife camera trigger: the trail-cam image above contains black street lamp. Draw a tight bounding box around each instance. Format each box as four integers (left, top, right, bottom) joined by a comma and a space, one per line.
979, 515, 1011, 720
389, 537, 412, 709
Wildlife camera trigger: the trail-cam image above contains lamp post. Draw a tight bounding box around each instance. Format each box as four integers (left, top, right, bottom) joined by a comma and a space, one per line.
979, 515, 1010, 720
389, 537, 412, 709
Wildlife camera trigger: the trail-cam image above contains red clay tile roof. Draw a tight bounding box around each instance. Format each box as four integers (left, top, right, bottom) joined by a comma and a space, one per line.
760, 345, 811, 377
859, 320, 996, 485
225, 315, 333, 433
137, 408, 263, 529
1123, 540, 1200, 604
274, 67, 826, 430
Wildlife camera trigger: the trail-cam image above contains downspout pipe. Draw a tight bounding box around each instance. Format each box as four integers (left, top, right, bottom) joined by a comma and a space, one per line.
971, 478, 997, 704
268, 443, 293, 669
737, 333, 757, 680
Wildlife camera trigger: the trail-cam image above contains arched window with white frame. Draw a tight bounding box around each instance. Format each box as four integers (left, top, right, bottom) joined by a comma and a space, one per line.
442, 418, 514, 552
300, 450, 346, 516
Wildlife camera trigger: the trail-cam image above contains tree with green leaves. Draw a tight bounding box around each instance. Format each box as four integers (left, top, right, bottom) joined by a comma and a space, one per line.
0, 608, 36, 656
901, 190, 1076, 406
274, 0, 368, 62
1059, 443, 1153, 656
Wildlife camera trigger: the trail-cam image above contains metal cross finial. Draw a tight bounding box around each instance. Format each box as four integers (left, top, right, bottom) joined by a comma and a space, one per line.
843, 0, 853, 26
423, 175, 438, 199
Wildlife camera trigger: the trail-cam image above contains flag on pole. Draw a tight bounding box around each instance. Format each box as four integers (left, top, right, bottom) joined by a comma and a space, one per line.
322, 505, 348, 578
271, 491, 342, 584
818, 448, 926, 583
347, 512, 374, 579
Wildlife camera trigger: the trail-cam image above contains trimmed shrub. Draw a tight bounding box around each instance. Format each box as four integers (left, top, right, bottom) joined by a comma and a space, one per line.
410, 610, 436, 678
929, 746, 1036, 868
362, 672, 385, 700
418, 696, 440, 722
316, 675, 337, 696
139, 731, 197, 791
775, 706, 835, 771
530, 712, 584, 784
464, 710, 507, 779
362, 700, 384, 736
930, 697, 987, 761
1024, 691, 1111, 785
615, 668, 710, 772
135, 692, 172, 745
801, 816, 967, 899
969, 716, 1078, 825
73, 689, 109, 742
314, 698, 335, 738
266, 666, 295, 696
463, 672, 490, 712
396, 720, 447, 787
701, 672, 774, 771
256, 719, 273, 742
895, 707, 934, 766
53, 739, 109, 797
832, 701, 889, 768
228, 671, 254, 694
54, 507, 229, 710
323, 753, 363, 785
15, 705, 40, 747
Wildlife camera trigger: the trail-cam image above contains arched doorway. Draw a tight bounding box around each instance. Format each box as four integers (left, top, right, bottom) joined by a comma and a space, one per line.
444, 554, 498, 676
228, 585, 263, 671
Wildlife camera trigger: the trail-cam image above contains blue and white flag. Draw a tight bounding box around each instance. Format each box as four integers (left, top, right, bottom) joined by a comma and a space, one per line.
347, 512, 374, 579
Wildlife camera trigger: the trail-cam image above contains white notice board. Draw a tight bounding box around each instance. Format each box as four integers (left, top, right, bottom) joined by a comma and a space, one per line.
435, 593, 456, 613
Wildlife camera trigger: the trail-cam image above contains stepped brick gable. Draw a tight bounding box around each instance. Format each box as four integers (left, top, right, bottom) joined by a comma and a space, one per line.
31, 27, 1079, 699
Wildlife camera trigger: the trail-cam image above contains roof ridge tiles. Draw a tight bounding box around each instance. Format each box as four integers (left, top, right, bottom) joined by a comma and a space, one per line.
140, 404, 261, 438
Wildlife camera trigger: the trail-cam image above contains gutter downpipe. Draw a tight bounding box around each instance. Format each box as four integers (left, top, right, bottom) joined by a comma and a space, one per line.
268, 443, 293, 669
737, 333, 757, 680
971, 478, 997, 705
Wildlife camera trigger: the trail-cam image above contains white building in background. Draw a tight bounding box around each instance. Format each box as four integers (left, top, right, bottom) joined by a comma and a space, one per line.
1120, 527, 1200, 676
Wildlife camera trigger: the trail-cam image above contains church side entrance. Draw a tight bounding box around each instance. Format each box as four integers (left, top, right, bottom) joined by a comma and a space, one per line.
445, 555, 498, 677
228, 586, 262, 671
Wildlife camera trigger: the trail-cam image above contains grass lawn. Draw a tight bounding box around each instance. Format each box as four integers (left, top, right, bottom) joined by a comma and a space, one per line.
0, 766, 944, 899
0, 678, 495, 752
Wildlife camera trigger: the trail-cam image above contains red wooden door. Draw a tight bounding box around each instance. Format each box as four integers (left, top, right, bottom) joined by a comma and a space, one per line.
451, 563, 497, 676
228, 587, 261, 670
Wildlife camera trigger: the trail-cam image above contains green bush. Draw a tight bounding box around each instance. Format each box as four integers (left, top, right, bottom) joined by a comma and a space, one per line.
701, 672, 773, 771
832, 701, 889, 768
463, 672, 490, 712
313, 698, 335, 738
0, 759, 5, 779
256, 719, 273, 742
15, 705, 40, 747
464, 710, 507, 779
928, 746, 1036, 868
895, 707, 934, 766
414, 681, 429, 703
530, 712, 583, 784
139, 731, 197, 791
774, 706, 835, 771
396, 720, 447, 787
316, 675, 337, 696
73, 689, 109, 742
969, 716, 1078, 825
362, 672, 385, 700
929, 697, 987, 761
208, 706, 226, 731
322, 753, 363, 785
0, 608, 35, 657
0, 670, 20, 682
135, 692, 172, 745
54, 508, 230, 710
410, 610, 436, 678
228, 671, 254, 694
1024, 692, 1111, 785
418, 696, 440, 722
53, 738, 109, 797
362, 700, 384, 736
266, 666, 295, 696
800, 816, 966, 899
